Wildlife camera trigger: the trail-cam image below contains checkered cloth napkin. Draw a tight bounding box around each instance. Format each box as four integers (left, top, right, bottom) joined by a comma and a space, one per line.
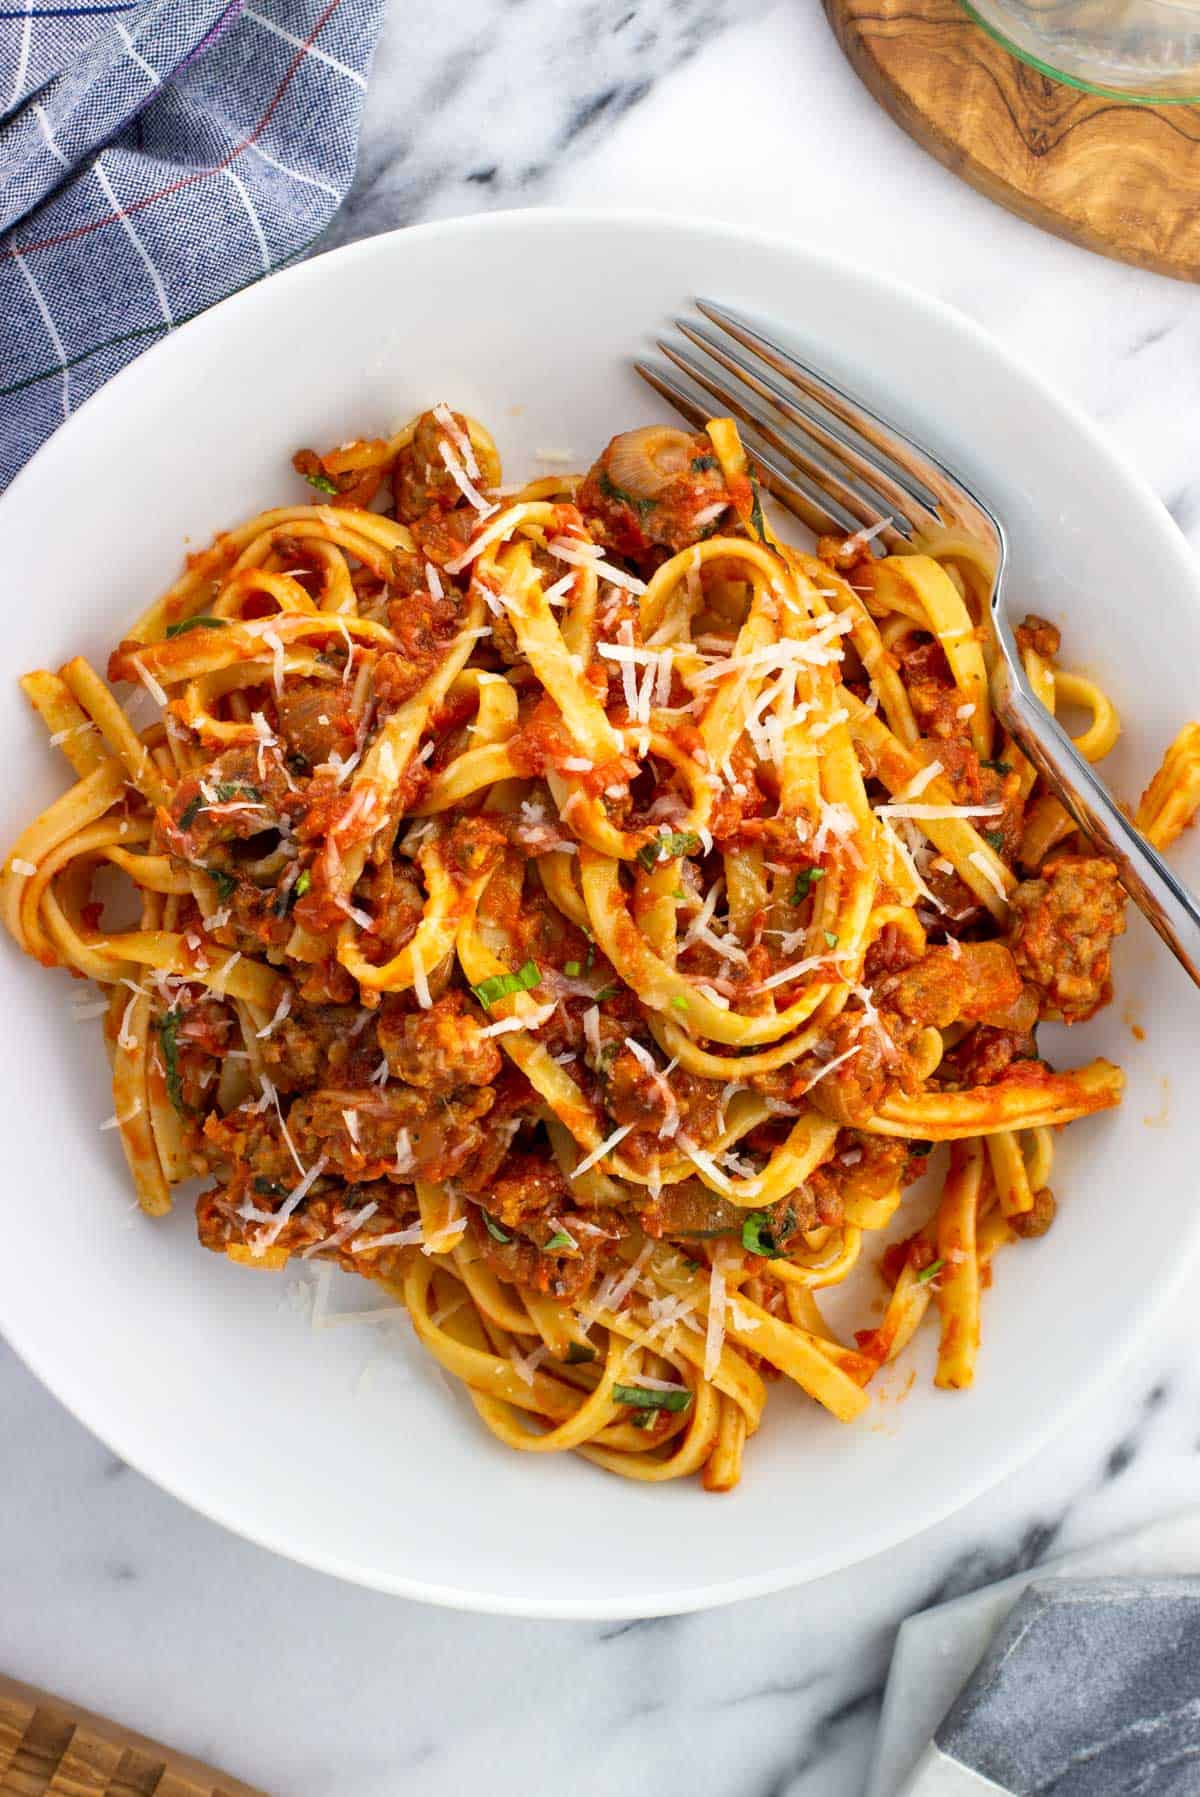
0, 0, 384, 489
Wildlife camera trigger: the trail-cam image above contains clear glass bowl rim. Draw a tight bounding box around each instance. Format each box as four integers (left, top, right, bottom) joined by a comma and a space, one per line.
962, 0, 1200, 103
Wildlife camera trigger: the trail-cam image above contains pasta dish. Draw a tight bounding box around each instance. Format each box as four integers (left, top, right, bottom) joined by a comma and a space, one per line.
5, 406, 1198, 1491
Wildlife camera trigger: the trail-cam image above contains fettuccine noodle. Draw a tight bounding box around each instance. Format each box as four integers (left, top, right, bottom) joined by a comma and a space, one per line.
5, 406, 1196, 1492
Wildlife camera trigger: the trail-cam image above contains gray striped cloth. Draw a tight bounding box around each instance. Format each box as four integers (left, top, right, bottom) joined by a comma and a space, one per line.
0, 0, 384, 487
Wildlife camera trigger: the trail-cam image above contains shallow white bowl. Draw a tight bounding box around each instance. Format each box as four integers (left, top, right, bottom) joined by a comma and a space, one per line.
1, 210, 1196, 1619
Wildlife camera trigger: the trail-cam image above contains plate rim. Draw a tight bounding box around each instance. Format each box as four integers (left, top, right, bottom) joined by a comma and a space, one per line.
1, 203, 1197, 1618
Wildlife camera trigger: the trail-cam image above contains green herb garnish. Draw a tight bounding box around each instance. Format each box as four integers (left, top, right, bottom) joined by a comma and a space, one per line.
691, 453, 718, 473
165, 615, 228, 638
544, 1227, 577, 1252
179, 796, 202, 831
471, 960, 541, 1010
213, 781, 263, 803
671, 887, 686, 901
274, 868, 310, 918
824, 930, 840, 949
208, 867, 237, 902
563, 960, 582, 978
304, 470, 338, 496
981, 758, 1012, 776
598, 467, 658, 519
788, 867, 825, 905
637, 830, 700, 872
748, 472, 767, 543
593, 985, 620, 1004
253, 1177, 285, 1197
564, 1341, 596, 1365
612, 1383, 693, 1414
671, 994, 689, 1011
917, 1258, 945, 1285
156, 1008, 186, 1114
741, 1207, 794, 1259
482, 1213, 511, 1243
983, 830, 1005, 852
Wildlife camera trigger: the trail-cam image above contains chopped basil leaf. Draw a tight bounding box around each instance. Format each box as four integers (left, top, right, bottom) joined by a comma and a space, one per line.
690, 453, 718, 473
593, 984, 620, 1003
156, 1008, 186, 1115
917, 1258, 945, 1285
983, 830, 1005, 852
563, 960, 582, 977
179, 796, 202, 831
584, 937, 595, 974
208, 867, 237, 903
253, 1177, 285, 1197
564, 1341, 596, 1365
612, 1383, 693, 1413
304, 470, 338, 495
471, 960, 541, 1010
294, 870, 311, 898
788, 867, 824, 905
544, 1227, 577, 1252
482, 1212, 511, 1243
637, 830, 700, 872
741, 1208, 793, 1259
671, 994, 689, 1011
213, 780, 262, 803
981, 758, 1012, 775
632, 1409, 656, 1430
823, 929, 839, 948
166, 615, 228, 638
671, 887, 686, 901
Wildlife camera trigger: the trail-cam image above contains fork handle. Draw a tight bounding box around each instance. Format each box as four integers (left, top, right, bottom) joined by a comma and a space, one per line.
992, 660, 1200, 989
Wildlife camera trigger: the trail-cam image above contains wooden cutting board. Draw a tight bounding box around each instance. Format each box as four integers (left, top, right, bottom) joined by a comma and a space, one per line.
0, 1673, 266, 1797
823, 0, 1200, 283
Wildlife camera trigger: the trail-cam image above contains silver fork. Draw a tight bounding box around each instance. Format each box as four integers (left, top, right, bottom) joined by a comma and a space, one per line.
637, 300, 1200, 988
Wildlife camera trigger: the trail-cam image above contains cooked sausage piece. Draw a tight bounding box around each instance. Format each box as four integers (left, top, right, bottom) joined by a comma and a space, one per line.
578, 427, 730, 568
377, 992, 501, 1094
1007, 854, 1127, 1023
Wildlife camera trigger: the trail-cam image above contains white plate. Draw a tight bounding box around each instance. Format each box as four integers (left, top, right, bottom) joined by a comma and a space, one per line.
1, 210, 1197, 1619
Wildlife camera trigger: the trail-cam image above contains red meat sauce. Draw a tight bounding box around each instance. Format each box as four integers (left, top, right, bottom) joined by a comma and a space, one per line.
143, 416, 1130, 1313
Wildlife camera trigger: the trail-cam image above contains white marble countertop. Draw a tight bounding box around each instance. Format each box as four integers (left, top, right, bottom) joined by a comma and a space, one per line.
5, 3, 1200, 1793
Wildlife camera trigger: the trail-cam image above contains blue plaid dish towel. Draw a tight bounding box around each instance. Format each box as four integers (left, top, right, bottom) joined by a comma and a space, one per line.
0, 0, 384, 488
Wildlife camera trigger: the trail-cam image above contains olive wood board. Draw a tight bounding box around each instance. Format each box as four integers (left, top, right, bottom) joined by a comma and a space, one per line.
823, 0, 1200, 282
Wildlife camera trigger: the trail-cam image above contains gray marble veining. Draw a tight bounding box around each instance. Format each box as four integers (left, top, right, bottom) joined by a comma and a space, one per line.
5, 3, 1200, 1794
321, 0, 773, 248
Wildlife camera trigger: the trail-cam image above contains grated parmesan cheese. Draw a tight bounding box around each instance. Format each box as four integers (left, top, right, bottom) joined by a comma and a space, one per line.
130, 654, 167, 708
570, 1121, 634, 1179
410, 946, 432, 1010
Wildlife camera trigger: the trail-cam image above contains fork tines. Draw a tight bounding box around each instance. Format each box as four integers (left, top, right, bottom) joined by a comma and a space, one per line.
637, 299, 954, 551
